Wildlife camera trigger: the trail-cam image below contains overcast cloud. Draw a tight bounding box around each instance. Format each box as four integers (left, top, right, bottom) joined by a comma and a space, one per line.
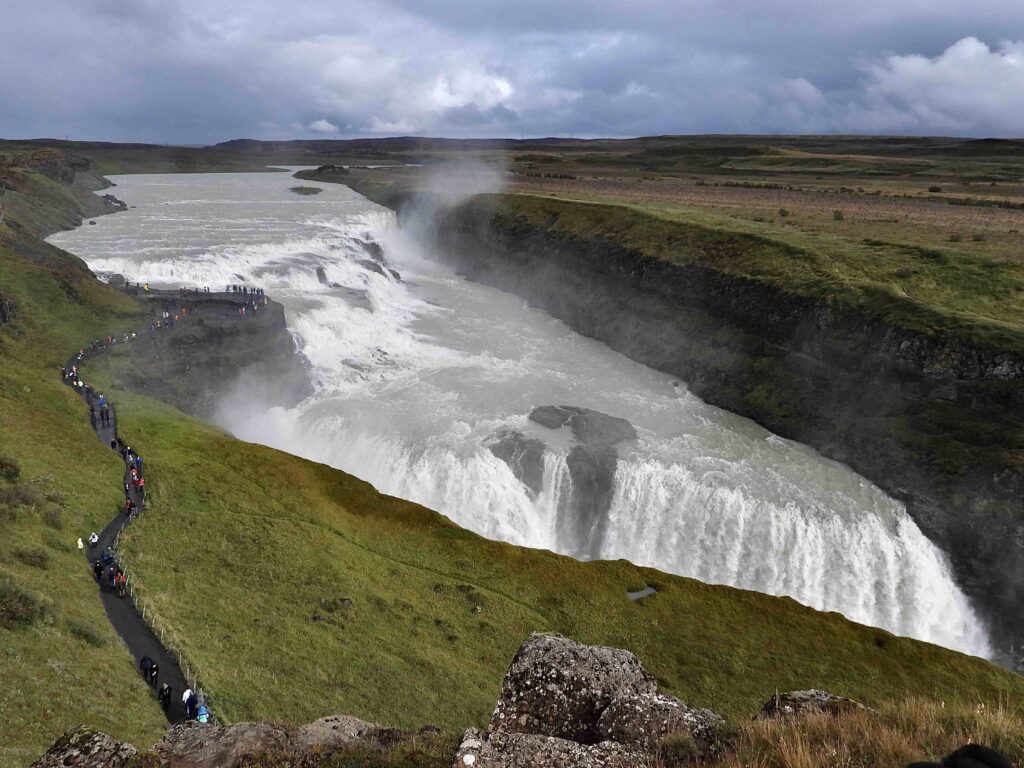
1, 0, 1022, 142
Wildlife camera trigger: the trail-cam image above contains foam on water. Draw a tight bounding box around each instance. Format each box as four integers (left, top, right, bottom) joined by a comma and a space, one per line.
49, 171, 992, 657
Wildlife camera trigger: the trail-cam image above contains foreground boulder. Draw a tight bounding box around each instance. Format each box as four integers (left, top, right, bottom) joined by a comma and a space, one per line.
488, 632, 657, 744
597, 692, 726, 753
35, 714, 421, 768
31, 728, 137, 768
756, 689, 867, 720
155, 722, 291, 768
464, 633, 729, 766
454, 728, 641, 768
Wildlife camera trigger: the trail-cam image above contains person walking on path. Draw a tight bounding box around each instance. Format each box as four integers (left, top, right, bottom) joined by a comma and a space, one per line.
196, 704, 210, 724
148, 661, 159, 687
158, 683, 172, 711
89, 532, 99, 549
93, 559, 103, 582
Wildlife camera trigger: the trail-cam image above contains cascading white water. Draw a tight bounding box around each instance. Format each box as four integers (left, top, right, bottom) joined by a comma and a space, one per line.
49, 170, 992, 658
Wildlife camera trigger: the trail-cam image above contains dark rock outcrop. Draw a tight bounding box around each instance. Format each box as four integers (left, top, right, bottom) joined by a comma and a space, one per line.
756, 689, 868, 720
110, 292, 312, 419
529, 406, 637, 446
316, 266, 328, 284
294, 165, 350, 184
31, 728, 137, 768
488, 430, 546, 496
466, 633, 727, 766
527, 406, 637, 558
360, 240, 385, 262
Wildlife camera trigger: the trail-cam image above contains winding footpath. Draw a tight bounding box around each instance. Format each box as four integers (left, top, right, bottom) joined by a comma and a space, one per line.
63, 287, 268, 725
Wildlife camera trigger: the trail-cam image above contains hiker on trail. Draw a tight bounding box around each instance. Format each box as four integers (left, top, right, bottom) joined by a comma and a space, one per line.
134, 476, 145, 494
107, 567, 117, 590
124, 498, 134, 516
130, 466, 138, 483
110, 438, 117, 450
101, 548, 113, 567
93, 559, 103, 581
158, 683, 172, 711
186, 691, 198, 719
89, 532, 99, 548
196, 704, 210, 724
148, 661, 159, 687
134, 455, 143, 473
115, 570, 127, 597
140, 656, 153, 679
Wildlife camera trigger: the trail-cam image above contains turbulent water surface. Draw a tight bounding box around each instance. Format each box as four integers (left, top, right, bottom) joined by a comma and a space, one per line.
51, 171, 991, 657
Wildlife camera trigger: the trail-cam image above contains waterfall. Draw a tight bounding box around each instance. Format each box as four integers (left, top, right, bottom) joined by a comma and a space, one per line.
49, 170, 993, 659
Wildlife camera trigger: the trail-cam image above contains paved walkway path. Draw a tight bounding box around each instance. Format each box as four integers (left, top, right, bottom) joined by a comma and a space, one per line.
62, 286, 268, 724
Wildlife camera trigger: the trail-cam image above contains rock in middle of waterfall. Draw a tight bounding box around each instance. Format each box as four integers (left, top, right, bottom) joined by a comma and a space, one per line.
489, 406, 637, 559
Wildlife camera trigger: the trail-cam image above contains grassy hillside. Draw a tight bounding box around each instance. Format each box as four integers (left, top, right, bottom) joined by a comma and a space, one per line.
2, 149, 1024, 765
0, 208, 164, 765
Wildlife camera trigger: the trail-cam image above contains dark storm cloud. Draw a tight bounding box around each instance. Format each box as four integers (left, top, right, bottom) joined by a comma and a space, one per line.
1, 0, 1022, 142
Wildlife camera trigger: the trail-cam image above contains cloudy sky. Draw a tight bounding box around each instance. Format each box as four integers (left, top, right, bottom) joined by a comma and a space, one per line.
2, 0, 1022, 142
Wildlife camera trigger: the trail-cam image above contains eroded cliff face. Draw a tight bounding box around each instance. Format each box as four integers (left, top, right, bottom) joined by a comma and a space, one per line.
104, 292, 311, 420
417, 198, 1024, 667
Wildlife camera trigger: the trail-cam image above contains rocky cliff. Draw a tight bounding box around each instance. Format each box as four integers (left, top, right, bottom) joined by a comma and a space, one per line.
362, 190, 1024, 668
104, 291, 311, 420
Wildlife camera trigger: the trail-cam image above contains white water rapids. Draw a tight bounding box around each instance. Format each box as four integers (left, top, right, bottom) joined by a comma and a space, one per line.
50, 170, 992, 657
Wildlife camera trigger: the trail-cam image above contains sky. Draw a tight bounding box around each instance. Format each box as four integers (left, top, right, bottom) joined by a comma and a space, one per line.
1, 0, 1023, 143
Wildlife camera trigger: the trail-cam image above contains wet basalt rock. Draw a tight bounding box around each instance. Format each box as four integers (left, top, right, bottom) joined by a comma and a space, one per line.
488, 430, 547, 496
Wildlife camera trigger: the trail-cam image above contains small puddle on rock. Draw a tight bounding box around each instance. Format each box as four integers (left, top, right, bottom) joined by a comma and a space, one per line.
627, 585, 657, 601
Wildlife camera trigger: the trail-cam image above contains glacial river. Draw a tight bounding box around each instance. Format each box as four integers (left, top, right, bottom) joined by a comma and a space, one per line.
50, 170, 991, 657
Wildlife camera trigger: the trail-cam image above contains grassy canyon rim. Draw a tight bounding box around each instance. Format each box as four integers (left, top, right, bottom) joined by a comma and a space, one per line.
0, 138, 1022, 767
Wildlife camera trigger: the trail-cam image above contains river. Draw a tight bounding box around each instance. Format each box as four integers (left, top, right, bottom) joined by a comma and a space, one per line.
49, 170, 991, 658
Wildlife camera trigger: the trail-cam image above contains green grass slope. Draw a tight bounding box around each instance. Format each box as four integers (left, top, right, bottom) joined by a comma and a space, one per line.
0, 220, 165, 766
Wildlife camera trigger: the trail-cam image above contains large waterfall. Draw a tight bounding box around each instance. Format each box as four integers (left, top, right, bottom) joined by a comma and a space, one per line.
49, 170, 992, 658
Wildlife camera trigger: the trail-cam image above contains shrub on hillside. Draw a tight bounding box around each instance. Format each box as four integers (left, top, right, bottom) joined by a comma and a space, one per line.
0, 455, 20, 482
69, 621, 107, 647
832, 209, 845, 220
0, 574, 52, 628
42, 505, 62, 530
14, 547, 49, 569
928, 185, 944, 193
